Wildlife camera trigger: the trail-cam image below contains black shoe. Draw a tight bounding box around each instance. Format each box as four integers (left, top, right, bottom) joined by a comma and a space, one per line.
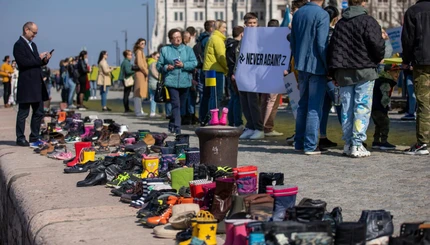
64, 160, 99, 174
124, 109, 133, 113
111, 182, 135, 196
76, 172, 107, 187
319, 138, 338, 148
379, 142, 396, 150
102, 107, 112, 112
16, 139, 30, 147
64, 164, 90, 174
371, 142, 381, 149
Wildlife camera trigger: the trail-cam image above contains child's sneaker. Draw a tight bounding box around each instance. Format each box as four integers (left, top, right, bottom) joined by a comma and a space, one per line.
351, 145, 371, 158
404, 143, 429, 155
379, 142, 396, 150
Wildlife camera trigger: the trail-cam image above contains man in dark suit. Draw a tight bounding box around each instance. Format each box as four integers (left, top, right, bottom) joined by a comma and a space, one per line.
13, 22, 52, 146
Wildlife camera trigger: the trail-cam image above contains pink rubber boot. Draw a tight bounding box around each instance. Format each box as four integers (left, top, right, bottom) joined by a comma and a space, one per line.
232, 222, 248, 245
223, 220, 236, 245
80, 125, 93, 138
209, 109, 219, 125
219, 107, 229, 126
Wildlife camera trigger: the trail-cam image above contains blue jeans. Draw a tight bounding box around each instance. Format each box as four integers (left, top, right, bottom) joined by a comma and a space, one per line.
165, 103, 172, 117
90, 80, 97, 97
228, 83, 243, 126
405, 74, 416, 115
199, 71, 225, 121
167, 87, 189, 130
45, 82, 52, 98
340, 80, 375, 146
295, 72, 327, 152
320, 82, 342, 137
187, 89, 197, 114
67, 79, 76, 106
148, 88, 164, 114
100, 86, 110, 108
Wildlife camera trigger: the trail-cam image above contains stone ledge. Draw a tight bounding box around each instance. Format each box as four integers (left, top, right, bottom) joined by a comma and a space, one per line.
0, 109, 177, 245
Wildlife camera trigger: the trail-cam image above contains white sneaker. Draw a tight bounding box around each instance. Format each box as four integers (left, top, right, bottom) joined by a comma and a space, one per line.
250, 130, 265, 139
240, 129, 255, 139
351, 145, 371, 158
150, 113, 161, 118
342, 144, 352, 156
68, 105, 77, 109
237, 125, 245, 131
330, 106, 336, 113
265, 130, 284, 137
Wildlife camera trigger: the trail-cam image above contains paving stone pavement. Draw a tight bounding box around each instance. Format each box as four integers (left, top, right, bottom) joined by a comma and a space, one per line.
1, 90, 429, 244
79, 109, 430, 234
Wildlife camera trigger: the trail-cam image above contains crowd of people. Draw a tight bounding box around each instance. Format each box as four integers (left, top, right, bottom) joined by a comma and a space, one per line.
2, 0, 429, 157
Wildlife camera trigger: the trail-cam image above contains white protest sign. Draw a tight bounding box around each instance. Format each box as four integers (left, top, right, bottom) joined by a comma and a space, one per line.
283, 73, 300, 119
235, 27, 291, 94
386, 27, 402, 54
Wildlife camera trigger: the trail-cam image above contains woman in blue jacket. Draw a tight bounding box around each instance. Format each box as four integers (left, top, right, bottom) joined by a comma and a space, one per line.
157, 28, 197, 134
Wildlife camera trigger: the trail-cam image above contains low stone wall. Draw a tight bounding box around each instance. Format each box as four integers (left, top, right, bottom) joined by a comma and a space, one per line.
0, 109, 177, 245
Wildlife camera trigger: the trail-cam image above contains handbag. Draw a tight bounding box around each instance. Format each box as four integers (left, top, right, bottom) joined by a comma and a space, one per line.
124, 75, 134, 87
286, 198, 327, 222
132, 65, 140, 71
154, 72, 170, 103
258, 172, 284, 194
358, 210, 394, 241
243, 193, 274, 221
154, 80, 170, 103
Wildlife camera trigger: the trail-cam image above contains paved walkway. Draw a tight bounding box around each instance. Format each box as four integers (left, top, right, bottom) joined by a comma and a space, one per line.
0, 91, 429, 244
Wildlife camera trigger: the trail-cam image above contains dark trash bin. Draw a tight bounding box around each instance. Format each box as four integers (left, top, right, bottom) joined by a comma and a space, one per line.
195, 126, 242, 169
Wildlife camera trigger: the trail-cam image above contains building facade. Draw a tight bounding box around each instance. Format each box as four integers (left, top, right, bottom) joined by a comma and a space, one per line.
150, 0, 413, 52
150, 0, 291, 52
367, 0, 413, 28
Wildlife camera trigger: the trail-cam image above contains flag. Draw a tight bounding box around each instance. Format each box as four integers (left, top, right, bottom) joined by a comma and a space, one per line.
280, 5, 291, 27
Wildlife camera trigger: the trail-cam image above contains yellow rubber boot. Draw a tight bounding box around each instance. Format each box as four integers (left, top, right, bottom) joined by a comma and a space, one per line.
141, 156, 159, 178
196, 220, 217, 245
81, 150, 95, 164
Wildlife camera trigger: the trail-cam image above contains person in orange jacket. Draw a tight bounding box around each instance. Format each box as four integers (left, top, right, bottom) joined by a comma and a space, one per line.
0, 55, 14, 108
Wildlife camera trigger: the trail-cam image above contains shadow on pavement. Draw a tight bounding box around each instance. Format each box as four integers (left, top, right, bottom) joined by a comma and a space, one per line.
0, 141, 17, 146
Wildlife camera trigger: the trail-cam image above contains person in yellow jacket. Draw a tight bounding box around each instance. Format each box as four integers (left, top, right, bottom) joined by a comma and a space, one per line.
202, 20, 228, 114
89, 65, 98, 100
0, 56, 14, 108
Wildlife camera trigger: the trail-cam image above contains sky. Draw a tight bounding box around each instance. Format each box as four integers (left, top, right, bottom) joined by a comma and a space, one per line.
0, 0, 155, 69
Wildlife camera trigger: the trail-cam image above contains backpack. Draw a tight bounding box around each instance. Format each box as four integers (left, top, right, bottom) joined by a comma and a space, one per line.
72, 64, 80, 79
193, 42, 205, 69
193, 36, 209, 69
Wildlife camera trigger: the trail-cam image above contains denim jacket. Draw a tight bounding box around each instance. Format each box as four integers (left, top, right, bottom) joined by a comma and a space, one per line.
291, 2, 330, 76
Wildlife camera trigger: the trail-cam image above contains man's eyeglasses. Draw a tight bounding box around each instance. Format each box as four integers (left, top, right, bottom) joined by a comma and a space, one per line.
28, 29, 38, 35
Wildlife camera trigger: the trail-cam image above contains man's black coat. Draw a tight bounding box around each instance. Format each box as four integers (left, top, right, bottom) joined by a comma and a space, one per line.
13, 36, 49, 104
